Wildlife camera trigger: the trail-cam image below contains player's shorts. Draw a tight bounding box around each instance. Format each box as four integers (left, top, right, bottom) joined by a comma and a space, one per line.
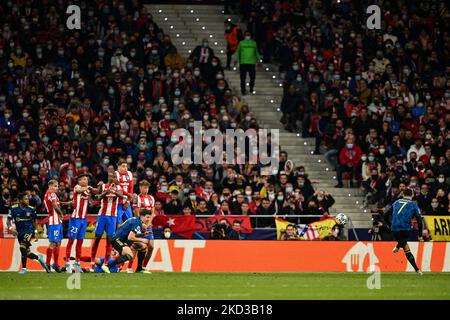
48, 224, 63, 243
144, 228, 154, 241
95, 216, 117, 237
393, 231, 410, 249
111, 238, 131, 255
116, 204, 132, 224
67, 218, 87, 239
17, 233, 33, 248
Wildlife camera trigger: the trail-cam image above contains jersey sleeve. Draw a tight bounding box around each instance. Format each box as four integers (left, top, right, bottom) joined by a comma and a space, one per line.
49, 192, 59, 203
414, 202, 422, 218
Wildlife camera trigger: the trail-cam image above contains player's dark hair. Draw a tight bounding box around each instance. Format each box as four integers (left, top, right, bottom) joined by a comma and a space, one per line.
18, 192, 28, 201
140, 209, 152, 216
77, 173, 90, 180
403, 189, 413, 197
117, 159, 127, 166
48, 179, 58, 187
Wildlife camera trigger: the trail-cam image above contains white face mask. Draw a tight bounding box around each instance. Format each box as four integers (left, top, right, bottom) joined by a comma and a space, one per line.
438, 178, 445, 183
164, 231, 171, 238
431, 202, 438, 209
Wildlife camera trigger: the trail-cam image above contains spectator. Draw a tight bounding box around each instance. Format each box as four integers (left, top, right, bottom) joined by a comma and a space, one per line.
224, 20, 242, 69
335, 137, 362, 188
280, 224, 299, 241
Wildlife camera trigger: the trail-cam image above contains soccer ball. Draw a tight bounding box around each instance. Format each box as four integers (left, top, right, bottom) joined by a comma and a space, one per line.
335, 213, 348, 226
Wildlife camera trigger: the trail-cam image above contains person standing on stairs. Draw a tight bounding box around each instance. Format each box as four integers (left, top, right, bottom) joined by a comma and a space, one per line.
233, 30, 260, 96
224, 19, 242, 70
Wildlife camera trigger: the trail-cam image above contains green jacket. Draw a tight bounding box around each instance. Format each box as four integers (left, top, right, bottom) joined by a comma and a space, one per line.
234, 39, 260, 65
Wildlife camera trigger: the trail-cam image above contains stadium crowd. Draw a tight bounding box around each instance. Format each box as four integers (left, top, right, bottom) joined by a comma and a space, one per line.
0, 0, 338, 236
240, 0, 450, 215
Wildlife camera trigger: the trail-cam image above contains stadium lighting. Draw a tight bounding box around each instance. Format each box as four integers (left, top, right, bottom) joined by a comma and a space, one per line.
233, 67, 237, 71
364, 209, 367, 213
202, 26, 206, 30
188, 50, 192, 53
182, 41, 186, 45
164, 17, 168, 21
356, 201, 359, 204
270, 100, 274, 103
214, 42, 218, 45
221, 10, 225, 14
246, 83, 249, 86
303, 142, 307, 145
318, 159, 321, 163
348, 193, 351, 197
272, 75, 276, 79
196, 18, 200, 22
296, 133, 300, 137
279, 83, 282, 87
159, 9, 162, 13
326, 168, 329, 171
176, 34, 180, 37
310, 151, 314, 154
170, 25, 174, 29
209, 34, 213, 38
190, 10, 194, 13
276, 108, 280, 111
220, 50, 224, 53
265, 67, 269, 71
333, 176, 336, 179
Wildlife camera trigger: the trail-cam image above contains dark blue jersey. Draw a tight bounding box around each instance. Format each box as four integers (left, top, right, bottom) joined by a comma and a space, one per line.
391, 198, 422, 232
8, 205, 36, 235
112, 217, 143, 242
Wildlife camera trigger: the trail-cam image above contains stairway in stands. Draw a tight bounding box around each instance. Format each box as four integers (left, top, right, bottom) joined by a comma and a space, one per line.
146, 4, 370, 229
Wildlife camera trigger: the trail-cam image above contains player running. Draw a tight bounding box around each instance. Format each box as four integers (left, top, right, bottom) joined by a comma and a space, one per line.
391, 188, 423, 275
115, 160, 137, 227
91, 173, 123, 266
101, 209, 153, 274
65, 174, 100, 273
131, 180, 156, 273
7, 192, 50, 274
44, 180, 65, 272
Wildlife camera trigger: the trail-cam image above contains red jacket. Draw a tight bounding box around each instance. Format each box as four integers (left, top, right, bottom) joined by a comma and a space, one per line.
339, 145, 362, 166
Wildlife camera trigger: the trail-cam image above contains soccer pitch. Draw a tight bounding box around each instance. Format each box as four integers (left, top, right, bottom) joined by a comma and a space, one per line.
0, 272, 449, 300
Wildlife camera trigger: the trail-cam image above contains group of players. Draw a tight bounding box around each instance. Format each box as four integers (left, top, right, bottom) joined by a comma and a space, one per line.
7, 160, 156, 274
8, 159, 424, 274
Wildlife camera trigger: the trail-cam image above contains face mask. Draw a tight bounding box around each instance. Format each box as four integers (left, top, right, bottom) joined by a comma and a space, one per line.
202, 43, 209, 48
164, 231, 171, 238
368, 156, 375, 162
361, 156, 367, 162
410, 182, 416, 187
176, 181, 182, 186
277, 196, 284, 201
193, 97, 200, 103
438, 178, 445, 183
127, 158, 133, 164
103, 159, 110, 165
161, 186, 168, 192
16, 162, 22, 169
183, 188, 189, 194
431, 202, 439, 209
245, 36, 251, 40
268, 194, 275, 201
189, 195, 196, 201
347, 144, 353, 148
146, 170, 153, 177
67, 170, 74, 176
286, 188, 293, 193
175, 90, 181, 96
430, 159, 436, 165
317, 196, 323, 201
75, 162, 82, 169
194, 71, 200, 77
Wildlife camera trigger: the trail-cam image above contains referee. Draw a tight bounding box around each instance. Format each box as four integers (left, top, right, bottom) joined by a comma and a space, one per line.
391, 189, 423, 275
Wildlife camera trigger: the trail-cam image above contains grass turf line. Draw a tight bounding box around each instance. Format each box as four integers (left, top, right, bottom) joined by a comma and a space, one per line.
0, 272, 449, 300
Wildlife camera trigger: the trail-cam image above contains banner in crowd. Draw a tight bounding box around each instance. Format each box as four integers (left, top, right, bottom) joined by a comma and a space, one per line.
423, 216, 450, 241
152, 215, 197, 239
1, 239, 449, 272
275, 217, 336, 240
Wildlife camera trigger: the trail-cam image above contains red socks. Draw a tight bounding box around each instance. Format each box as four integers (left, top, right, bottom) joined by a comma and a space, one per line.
75, 239, 83, 262
53, 247, 60, 265
46, 248, 53, 265
66, 238, 75, 262
105, 243, 112, 262
91, 240, 99, 261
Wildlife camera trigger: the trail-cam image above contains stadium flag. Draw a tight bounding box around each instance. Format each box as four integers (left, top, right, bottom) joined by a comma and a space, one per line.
275, 218, 306, 240
275, 217, 336, 240
152, 215, 196, 239
299, 218, 337, 240
196, 215, 253, 234
423, 216, 450, 241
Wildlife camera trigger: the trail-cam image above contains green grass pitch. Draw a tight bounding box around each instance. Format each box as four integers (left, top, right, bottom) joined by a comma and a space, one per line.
0, 272, 449, 300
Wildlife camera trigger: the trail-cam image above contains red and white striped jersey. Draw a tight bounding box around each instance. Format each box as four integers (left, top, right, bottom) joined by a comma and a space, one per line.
98, 183, 122, 217
115, 170, 133, 204
44, 190, 61, 225
133, 193, 155, 211
71, 185, 91, 219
